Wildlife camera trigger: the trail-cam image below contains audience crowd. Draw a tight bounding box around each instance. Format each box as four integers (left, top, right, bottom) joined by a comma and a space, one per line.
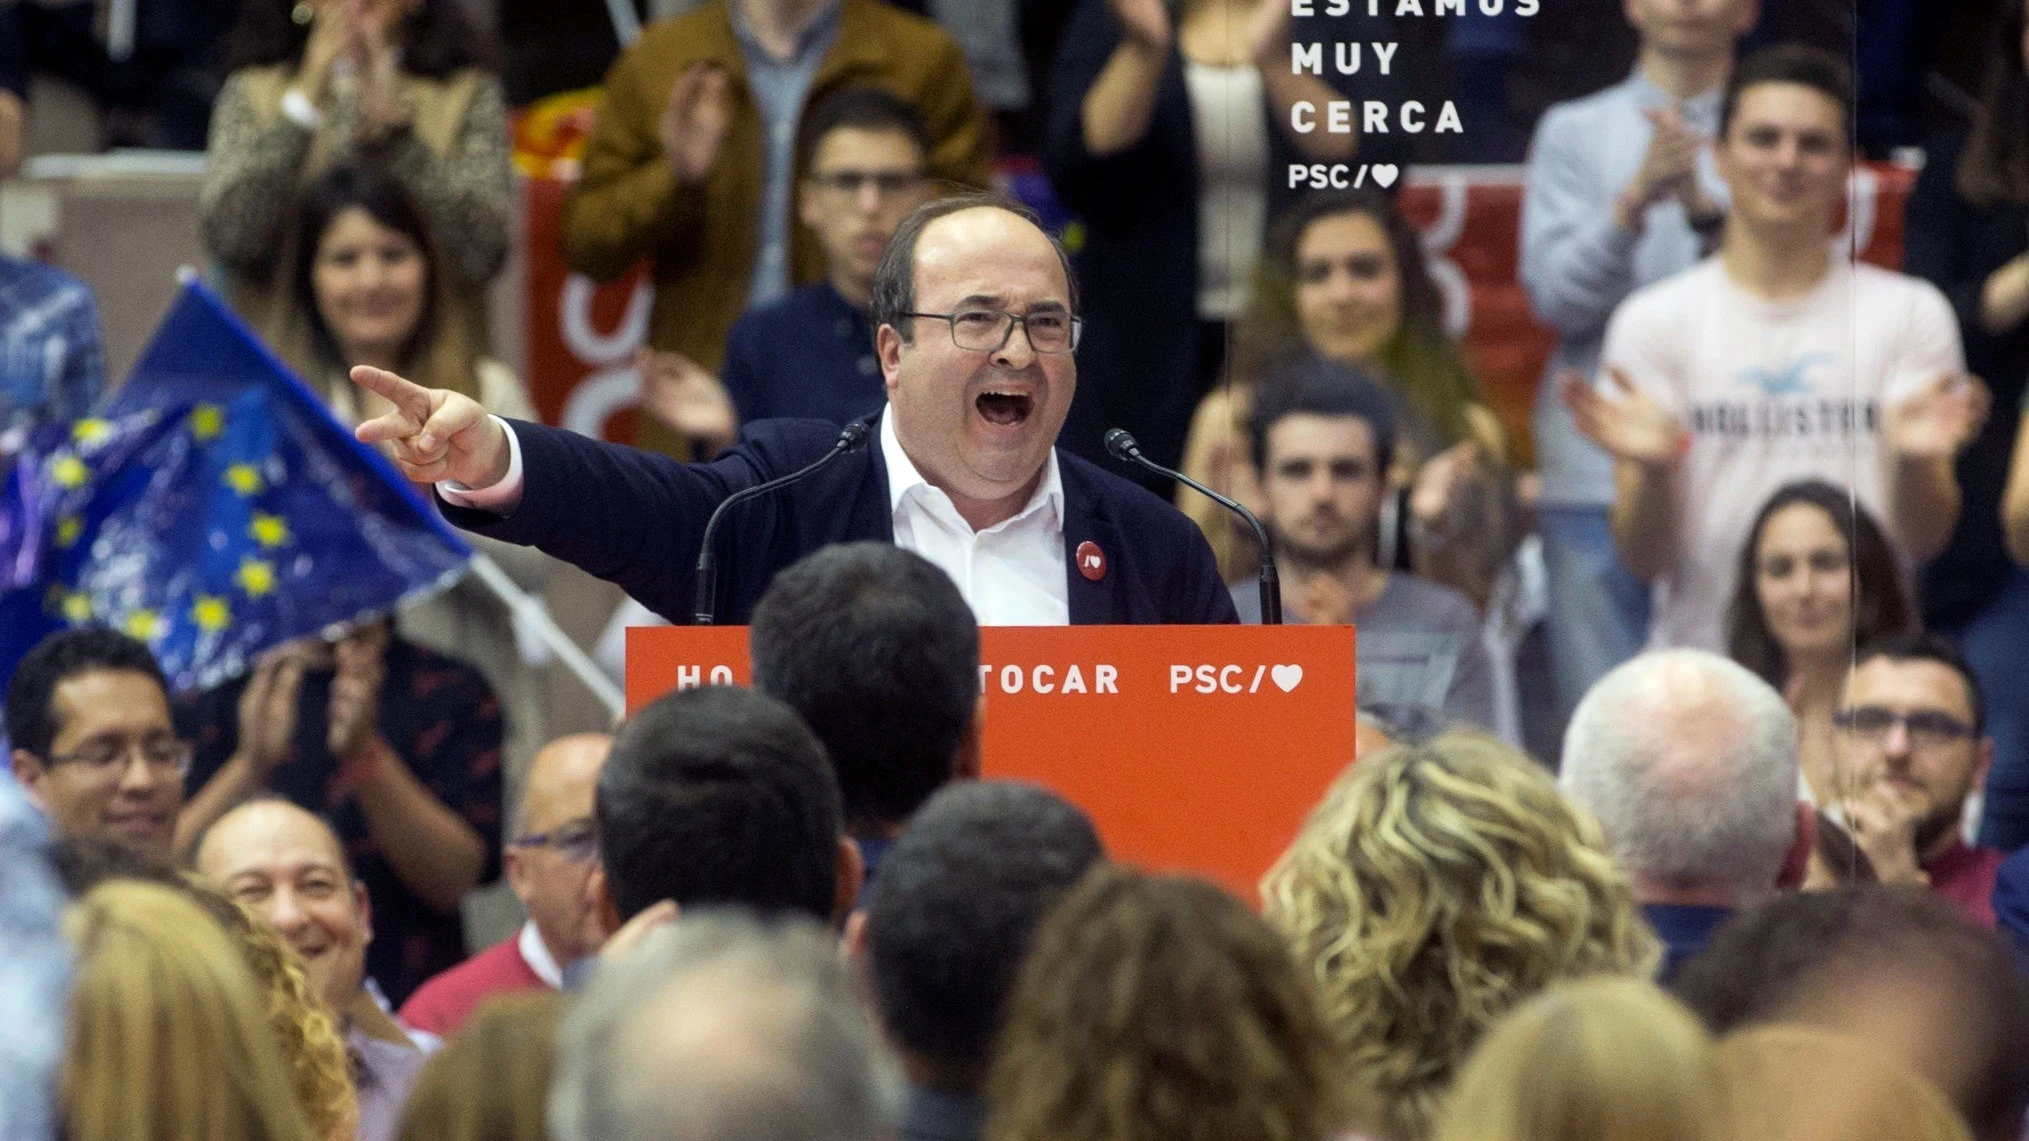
12, 0, 2029, 1138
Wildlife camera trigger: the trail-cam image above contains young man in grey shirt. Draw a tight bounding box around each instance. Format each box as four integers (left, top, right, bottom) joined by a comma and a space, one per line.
1519, 0, 1755, 719
1231, 358, 1495, 733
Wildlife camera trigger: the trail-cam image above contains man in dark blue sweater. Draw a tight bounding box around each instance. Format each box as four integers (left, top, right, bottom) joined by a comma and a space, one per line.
723, 88, 937, 428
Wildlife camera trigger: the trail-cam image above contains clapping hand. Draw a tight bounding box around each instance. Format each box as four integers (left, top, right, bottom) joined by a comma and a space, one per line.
1297, 572, 1357, 626
235, 650, 307, 775
1840, 776, 1930, 887
1560, 366, 1688, 470
636, 347, 738, 452
1886, 372, 1989, 462
1106, 0, 1173, 53
328, 622, 389, 764
1617, 106, 1706, 230
659, 63, 731, 185
1245, 0, 1293, 66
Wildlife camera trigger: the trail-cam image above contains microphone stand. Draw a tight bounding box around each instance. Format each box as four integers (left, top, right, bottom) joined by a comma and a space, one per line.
1104, 429, 1281, 625
692, 421, 869, 625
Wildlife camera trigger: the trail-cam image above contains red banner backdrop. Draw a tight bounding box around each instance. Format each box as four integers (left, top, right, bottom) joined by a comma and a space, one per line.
522, 165, 1917, 461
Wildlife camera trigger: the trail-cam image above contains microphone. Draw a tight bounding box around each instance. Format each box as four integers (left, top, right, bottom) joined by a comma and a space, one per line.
693, 421, 871, 625
1104, 429, 1281, 625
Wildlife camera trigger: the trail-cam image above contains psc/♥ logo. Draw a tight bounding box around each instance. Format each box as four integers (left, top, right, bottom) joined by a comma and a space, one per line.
1170, 664, 1307, 694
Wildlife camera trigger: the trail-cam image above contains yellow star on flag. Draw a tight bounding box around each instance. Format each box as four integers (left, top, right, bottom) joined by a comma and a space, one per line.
190, 404, 225, 441
123, 610, 161, 641
236, 557, 276, 598
54, 516, 83, 548
250, 512, 292, 549
51, 455, 88, 488
223, 463, 265, 497
71, 419, 112, 447
61, 591, 93, 624
191, 595, 232, 633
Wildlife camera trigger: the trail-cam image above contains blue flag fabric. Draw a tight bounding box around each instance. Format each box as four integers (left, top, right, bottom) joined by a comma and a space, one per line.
0, 281, 472, 694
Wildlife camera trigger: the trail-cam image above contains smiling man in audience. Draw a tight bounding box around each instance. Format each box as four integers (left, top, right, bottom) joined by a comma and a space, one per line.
350, 195, 1235, 628
195, 797, 426, 1141
6, 628, 185, 866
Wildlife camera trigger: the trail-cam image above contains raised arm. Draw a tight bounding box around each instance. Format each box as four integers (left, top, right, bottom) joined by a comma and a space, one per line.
1562, 366, 1686, 582
561, 55, 726, 283
1884, 372, 1987, 561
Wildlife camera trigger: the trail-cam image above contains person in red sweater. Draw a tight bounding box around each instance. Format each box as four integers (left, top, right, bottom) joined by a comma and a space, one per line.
400, 733, 611, 1035
1833, 634, 2004, 925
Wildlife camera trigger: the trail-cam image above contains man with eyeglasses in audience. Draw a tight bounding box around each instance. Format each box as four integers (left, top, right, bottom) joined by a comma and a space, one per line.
351, 194, 1236, 627
5, 627, 187, 865
1831, 632, 2003, 925
399, 733, 612, 1037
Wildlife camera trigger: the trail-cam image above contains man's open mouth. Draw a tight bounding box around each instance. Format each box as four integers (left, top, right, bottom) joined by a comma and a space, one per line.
977, 391, 1035, 426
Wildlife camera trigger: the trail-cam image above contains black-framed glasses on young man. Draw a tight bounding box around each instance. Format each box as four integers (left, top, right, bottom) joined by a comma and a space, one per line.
903, 309, 1082, 354
1830, 706, 1978, 749
45, 737, 194, 780
511, 818, 599, 864
808, 170, 924, 197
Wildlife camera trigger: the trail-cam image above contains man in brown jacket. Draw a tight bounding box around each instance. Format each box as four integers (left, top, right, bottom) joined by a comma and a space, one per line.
563, 0, 993, 457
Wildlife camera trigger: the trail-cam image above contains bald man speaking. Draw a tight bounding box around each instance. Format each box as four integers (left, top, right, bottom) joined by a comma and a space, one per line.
353, 196, 1235, 626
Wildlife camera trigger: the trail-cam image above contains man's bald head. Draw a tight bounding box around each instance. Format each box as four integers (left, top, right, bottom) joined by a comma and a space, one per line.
195, 799, 371, 1014
516, 733, 613, 836
551, 910, 901, 1141
509, 733, 613, 965
1562, 649, 1802, 896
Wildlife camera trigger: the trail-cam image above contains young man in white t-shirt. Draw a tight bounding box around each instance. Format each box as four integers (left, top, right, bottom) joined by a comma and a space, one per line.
1562, 45, 1986, 652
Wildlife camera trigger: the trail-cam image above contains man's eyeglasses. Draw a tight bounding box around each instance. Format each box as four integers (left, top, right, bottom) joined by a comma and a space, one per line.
46, 737, 193, 779
511, 818, 599, 864
1831, 706, 1977, 748
808, 170, 924, 197
905, 309, 1082, 354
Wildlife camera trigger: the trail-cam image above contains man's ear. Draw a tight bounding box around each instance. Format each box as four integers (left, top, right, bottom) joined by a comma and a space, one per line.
1777, 801, 1815, 891
9, 749, 49, 808
952, 694, 985, 781
797, 179, 821, 232
589, 864, 622, 940
503, 847, 530, 904
834, 835, 866, 929
1974, 737, 1996, 801
843, 908, 871, 964
876, 324, 904, 390
354, 880, 375, 947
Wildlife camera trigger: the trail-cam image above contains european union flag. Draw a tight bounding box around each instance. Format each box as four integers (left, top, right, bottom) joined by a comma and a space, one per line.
0, 281, 472, 693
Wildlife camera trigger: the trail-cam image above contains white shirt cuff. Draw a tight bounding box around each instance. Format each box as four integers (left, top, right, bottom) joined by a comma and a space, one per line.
437, 416, 524, 511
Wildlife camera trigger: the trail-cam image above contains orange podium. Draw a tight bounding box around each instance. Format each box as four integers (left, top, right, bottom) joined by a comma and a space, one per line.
627, 625, 1356, 900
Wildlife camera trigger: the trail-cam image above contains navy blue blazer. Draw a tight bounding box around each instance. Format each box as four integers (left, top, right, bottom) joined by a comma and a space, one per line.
439, 416, 1240, 626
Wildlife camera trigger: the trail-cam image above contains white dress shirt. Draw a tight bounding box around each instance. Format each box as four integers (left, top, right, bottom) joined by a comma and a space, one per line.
438, 412, 1071, 624
878, 409, 1068, 625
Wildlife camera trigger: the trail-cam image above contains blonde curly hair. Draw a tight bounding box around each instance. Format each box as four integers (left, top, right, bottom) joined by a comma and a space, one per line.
179, 874, 360, 1141
1260, 732, 1661, 1141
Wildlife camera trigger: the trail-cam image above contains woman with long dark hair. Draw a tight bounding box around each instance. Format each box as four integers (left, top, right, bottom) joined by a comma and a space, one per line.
1179, 188, 1517, 607
1725, 481, 1914, 804
1908, 0, 2029, 849
200, 0, 510, 381
288, 161, 553, 802
1043, 0, 1375, 492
